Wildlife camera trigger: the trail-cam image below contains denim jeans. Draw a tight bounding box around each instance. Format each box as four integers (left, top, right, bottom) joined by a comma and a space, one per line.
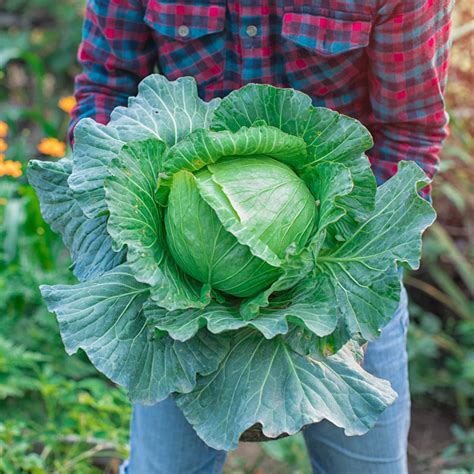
121, 286, 410, 474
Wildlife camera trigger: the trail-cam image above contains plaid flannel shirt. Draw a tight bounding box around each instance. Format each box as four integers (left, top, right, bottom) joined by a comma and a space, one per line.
70, 0, 454, 197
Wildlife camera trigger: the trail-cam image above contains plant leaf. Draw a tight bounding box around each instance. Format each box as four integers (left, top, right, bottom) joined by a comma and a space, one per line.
105, 139, 211, 310
69, 75, 219, 219
306, 162, 353, 234
195, 157, 315, 268
317, 161, 436, 340
40, 264, 229, 403
144, 301, 245, 342
211, 84, 375, 220
212, 85, 373, 173
27, 158, 125, 281
238, 245, 315, 319
211, 84, 313, 135
109, 74, 220, 145
69, 121, 125, 218
195, 168, 280, 268
258, 275, 339, 337
176, 330, 396, 451
332, 154, 375, 223
164, 125, 307, 175
146, 274, 338, 342
285, 317, 353, 358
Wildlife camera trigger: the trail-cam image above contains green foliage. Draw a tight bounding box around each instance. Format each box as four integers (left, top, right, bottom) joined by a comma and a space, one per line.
262, 434, 312, 474
0, 0, 472, 469
0, 178, 131, 473
441, 425, 474, 470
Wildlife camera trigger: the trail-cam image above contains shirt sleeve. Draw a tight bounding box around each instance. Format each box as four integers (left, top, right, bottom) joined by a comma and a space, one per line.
366, 0, 454, 197
68, 0, 156, 145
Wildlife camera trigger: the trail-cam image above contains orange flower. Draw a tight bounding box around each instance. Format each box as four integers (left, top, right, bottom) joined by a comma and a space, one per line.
0, 139, 8, 152
0, 153, 4, 162
37, 138, 66, 158
0, 159, 22, 178
0, 121, 8, 138
58, 96, 77, 114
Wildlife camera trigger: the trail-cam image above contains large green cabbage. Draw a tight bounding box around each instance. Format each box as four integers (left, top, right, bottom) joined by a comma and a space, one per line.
166, 157, 315, 297
28, 75, 435, 450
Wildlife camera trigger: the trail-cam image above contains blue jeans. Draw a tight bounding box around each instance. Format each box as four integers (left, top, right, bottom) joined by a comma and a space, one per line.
122, 286, 410, 474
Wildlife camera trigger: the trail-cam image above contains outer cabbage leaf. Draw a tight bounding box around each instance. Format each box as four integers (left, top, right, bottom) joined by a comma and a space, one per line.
109, 75, 220, 145
314, 317, 354, 356
211, 84, 372, 174
211, 84, 375, 219
258, 275, 338, 337
145, 275, 338, 341
328, 154, 375, 224
305, 161, 354, 251
68, 122, 124, 218
176, 329, 396, 451
211, 84, 313, 135
27, 158, 125, 281
69, 74, 219, 218
164, 125, 307, 175
285, 317, 353, 358
105, 139, 211, 310
40, 264, 229, 403
317, 161, 436, 340
145, 301, 245, 342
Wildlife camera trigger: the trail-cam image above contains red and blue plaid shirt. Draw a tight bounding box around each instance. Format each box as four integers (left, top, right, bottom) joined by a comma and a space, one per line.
70, 0, 454, 197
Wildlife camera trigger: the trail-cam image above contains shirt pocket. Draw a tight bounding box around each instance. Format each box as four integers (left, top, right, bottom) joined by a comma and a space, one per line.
281, 11, 372, 98
144, 1, 226, 87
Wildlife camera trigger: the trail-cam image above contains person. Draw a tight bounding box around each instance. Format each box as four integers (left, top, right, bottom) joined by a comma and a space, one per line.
69, 1, 453, 472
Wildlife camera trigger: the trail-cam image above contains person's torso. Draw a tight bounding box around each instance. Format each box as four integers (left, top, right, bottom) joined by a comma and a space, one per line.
143, 0, 379, 121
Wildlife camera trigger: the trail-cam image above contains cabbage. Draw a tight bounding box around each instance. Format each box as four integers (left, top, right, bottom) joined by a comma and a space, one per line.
28, 75, 435, 450
166, 157, 315, 296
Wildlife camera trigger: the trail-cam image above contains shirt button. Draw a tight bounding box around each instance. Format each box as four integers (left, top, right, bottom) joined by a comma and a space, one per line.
246, 25, 258, 37
178, 25, 189, 38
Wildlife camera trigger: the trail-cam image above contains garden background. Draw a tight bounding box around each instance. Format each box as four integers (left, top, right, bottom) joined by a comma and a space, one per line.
0, 1, 472, 473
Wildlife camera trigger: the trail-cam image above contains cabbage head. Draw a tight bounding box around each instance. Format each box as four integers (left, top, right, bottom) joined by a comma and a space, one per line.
28, 75, 436, 450
166, 157, 315, 297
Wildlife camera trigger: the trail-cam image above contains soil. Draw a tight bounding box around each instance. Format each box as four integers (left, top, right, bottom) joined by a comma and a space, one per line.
408, 404, 460, 474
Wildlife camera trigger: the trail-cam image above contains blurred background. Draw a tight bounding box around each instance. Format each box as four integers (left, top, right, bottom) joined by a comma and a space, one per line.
0, 1, 472, 473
